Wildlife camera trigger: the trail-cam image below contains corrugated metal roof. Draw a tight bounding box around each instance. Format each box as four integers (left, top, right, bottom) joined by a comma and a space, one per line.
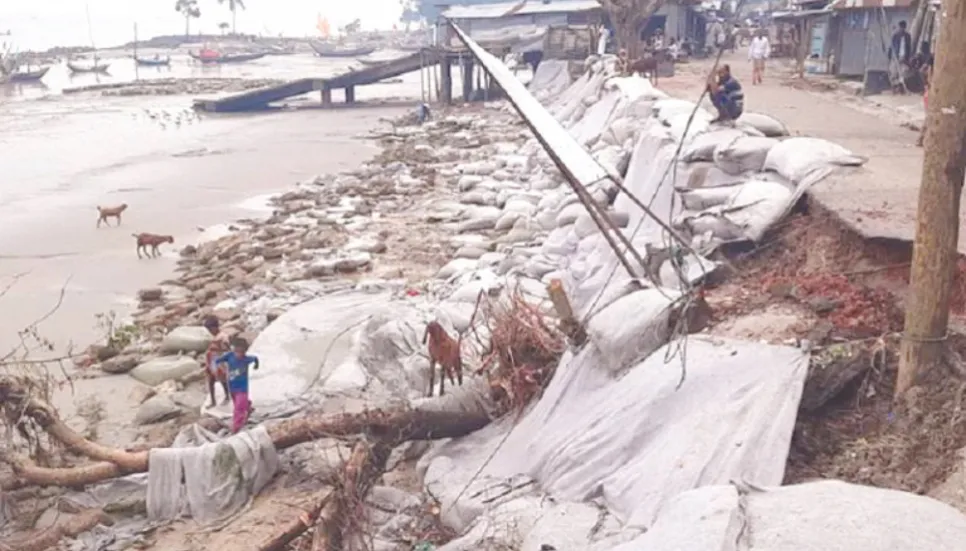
829, 0, 914, 9
443, 0, 601, 20
516, 0, 602, 15
772, 7, 832, 19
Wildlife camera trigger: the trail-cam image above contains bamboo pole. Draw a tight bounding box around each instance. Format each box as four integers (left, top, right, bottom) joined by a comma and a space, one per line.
897, 0, 966, 396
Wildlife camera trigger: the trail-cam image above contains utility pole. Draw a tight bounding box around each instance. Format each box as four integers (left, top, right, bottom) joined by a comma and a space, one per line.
897, 0, 966, 396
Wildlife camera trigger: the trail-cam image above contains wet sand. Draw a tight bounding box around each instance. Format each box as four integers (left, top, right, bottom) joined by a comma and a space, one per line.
0, 101, 408, 355
0, 51, 464, 443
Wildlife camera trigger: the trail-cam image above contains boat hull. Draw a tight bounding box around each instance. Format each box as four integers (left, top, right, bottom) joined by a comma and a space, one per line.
189, 52, 267, 64
5, 67, 50, 82
136, 57, 171, 67
68, 62, 111, 74
310, 42, 376, 58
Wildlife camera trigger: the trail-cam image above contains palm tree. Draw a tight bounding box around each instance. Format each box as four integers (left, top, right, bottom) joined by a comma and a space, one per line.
218, 0, 246, 35
219, 22, 230, 36
174, 0, 202, 38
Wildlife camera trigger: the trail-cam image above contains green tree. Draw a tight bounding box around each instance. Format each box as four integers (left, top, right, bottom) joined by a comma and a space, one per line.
218, 0, 246, 35
174, 0, 202, 37
344, 18, 362, 35
219, 22, 230, 35
400, 0, 421, 31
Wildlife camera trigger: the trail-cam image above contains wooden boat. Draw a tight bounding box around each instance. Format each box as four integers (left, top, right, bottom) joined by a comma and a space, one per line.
68, 60, 111, 74
136, 56, 171, 67
357, 58, 390, 67
310, 41, 376, 58
189, 50, 267, 64
263, 44, 295, 56
4, 66, 50, 82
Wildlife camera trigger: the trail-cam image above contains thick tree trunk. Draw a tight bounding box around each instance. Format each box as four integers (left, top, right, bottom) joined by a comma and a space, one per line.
2, 381, 496, 488
257, 441, 392, 551
897, 0, 966, 396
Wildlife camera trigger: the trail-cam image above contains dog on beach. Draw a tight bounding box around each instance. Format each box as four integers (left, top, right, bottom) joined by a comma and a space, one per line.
423, 321, 464, 397
96, 204, 128, 228
132, 233, 174, 259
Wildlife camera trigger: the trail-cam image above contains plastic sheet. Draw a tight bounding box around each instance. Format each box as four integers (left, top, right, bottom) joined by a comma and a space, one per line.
146, 424, 278, 524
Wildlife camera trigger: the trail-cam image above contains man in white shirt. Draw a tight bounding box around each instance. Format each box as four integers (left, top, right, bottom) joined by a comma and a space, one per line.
748, 30, 770, 84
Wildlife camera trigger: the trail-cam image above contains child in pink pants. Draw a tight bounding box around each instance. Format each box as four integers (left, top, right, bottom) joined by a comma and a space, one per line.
215, 337, 259, 433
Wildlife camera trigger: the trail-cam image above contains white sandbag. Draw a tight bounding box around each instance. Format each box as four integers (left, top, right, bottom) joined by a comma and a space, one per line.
679, 212, 747, 242
609, 480, 966, 550
683, 163, 750, 189
737, 111, 790, 137
585, 288, 681, 374
666, 113, 710, 143
712, 135, 778, 175
738, 480, 966, 551
600, 117, 636, 147
594, 145, 628, 177
763, 137, 866, 183
720, 178, 795, 242
159, 326, 213, 354
651, 98, 698, 122
529, 59, 572, 96
677, 184, 741, 211
602, 74, 666, 103
680, 128, 745, 162
556, 203, 586, 227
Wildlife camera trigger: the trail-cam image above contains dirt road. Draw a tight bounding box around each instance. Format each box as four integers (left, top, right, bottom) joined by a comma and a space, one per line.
661, 52, 958, 251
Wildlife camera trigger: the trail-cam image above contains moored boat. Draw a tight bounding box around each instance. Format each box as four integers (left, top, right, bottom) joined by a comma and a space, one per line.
68, 60, 111, 74
136, 56, 171, 67
310, 41, 376, 58
4, 66, 50, 82
189, 49, 267, 64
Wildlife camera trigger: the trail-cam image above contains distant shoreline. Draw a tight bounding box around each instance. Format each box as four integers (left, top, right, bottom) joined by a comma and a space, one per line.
20, 28, 423, 57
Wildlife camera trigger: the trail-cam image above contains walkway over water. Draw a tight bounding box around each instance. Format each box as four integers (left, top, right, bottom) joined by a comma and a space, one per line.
194, 50, 470, 112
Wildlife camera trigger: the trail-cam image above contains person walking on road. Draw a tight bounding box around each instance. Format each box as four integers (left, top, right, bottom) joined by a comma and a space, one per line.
748, 30, 770, 85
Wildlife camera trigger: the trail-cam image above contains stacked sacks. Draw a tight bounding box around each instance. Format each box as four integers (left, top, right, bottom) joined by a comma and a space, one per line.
408, 51, 966, 551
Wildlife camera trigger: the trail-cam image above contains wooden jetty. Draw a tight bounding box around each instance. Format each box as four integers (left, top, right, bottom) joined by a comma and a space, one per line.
194, 49, 473, 113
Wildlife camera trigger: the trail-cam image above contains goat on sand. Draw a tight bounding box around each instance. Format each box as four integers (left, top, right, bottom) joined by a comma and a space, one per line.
132, 233, 174, 259
96, 204, 128, 228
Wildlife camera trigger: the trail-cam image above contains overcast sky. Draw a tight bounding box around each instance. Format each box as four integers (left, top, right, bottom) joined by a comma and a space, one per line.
1, 0, 406, 50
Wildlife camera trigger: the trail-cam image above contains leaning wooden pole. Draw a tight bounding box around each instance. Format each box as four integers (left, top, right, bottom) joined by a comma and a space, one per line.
897, 0, 966, 396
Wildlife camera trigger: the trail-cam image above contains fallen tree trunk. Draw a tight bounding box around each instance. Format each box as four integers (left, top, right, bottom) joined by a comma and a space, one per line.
0, 509, 111, 551
258, 492, 333, 551
2, 379, 497, 489
258, 441, 392, 551
313, 440, 390, 551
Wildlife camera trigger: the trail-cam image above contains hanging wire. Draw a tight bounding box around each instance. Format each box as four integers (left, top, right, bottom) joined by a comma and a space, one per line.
575, 0, 752, 387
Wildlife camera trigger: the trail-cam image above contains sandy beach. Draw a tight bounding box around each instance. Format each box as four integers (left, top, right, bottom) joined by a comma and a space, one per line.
0, 50, 444, 350
0, 53, 429, 443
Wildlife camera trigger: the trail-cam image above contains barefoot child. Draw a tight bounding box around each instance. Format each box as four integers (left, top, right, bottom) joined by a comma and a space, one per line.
202, 316, 230, 408
216, 336, 259, 433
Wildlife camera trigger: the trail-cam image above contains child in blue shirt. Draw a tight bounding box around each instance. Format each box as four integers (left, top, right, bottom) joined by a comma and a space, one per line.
215, 336, 259, 433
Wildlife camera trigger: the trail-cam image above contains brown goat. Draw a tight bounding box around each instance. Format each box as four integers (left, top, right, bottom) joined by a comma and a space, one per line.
96, 204, 128, 228
132, 233, 174, 259
628, 51, 670, 86
423, 321, 464, 397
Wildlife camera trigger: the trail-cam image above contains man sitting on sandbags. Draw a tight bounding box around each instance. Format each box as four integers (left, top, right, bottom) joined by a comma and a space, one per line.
707, 64, 744, 124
